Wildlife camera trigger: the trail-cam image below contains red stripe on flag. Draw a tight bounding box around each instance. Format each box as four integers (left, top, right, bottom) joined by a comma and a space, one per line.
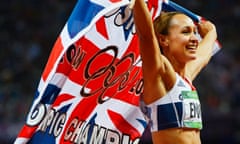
17, 124, 38, 138
59, 94, 99, 143
52, 94, 75, 107
108, 110, 141, 140
42, 37, 64, 81
96, 17, 109, 40
148, 0, 160, 19
110, 0, 122, 2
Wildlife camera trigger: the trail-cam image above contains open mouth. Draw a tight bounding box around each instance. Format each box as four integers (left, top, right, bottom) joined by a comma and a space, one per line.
186, 44, 197, 51
185, 46, 198, 55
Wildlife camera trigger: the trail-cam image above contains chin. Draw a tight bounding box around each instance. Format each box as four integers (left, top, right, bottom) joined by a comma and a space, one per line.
190, 57, 197, 61
187, 55, 197, 61
188, 51, 197, 57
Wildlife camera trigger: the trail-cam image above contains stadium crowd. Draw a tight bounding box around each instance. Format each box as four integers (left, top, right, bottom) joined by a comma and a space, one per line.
0, 0, 240, 143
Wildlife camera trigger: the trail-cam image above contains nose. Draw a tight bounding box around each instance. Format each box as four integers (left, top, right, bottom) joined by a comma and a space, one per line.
190, 33, 199, 43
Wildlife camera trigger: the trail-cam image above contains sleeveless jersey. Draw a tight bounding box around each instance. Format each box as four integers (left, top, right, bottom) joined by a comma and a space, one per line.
146, 73, 202, 132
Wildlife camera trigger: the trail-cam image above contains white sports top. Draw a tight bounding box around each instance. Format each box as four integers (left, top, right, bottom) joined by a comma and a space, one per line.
145, 73, 202, 132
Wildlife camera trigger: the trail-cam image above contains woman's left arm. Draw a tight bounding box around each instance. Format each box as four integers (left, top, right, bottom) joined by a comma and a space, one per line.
188, 20, 217, 80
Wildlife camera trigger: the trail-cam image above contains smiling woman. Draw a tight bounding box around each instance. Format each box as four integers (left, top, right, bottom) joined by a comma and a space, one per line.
154, 12, 200, 64
132, 0, 217, 143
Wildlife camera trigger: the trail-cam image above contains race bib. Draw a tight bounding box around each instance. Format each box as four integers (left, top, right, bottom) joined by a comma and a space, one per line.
182, 91, 202, 129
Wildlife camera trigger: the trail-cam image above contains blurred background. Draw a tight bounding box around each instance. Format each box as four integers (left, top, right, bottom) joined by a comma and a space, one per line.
1, 0, 240, 143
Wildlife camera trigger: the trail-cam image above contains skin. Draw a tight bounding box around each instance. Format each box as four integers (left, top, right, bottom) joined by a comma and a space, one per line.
132, 0, 217, 144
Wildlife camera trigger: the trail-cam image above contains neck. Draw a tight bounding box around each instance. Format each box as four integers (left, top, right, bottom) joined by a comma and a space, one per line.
166, 53, 192, 80
170, 57, 189, 79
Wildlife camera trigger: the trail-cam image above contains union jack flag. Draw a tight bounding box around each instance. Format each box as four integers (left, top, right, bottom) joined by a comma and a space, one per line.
14, 0, 158, 144
14, 0, 221, 144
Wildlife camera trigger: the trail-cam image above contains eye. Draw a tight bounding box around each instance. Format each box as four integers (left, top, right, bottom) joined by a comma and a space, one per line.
181, 27, 197, 35
182, 30, 191, 35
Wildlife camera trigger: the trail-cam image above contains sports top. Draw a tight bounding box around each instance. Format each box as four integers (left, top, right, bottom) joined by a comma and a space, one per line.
146, 73, 202, 132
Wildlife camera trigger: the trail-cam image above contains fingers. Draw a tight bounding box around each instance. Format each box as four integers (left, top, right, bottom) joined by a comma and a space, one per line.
197, 20, 216, 37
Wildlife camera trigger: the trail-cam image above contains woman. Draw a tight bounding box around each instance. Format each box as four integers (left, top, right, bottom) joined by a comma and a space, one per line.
132, 0, 217, 143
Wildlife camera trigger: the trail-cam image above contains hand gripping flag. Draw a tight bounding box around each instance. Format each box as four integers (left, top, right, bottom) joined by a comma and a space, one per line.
161, 0, 221, 55
14, 0, 221, 144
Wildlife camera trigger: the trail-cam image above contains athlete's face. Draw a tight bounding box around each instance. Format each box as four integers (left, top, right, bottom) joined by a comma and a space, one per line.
165, 14, 199, 63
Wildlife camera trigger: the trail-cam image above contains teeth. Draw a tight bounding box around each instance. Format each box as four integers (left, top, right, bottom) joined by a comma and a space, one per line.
187, 45, 197, 49
187, 46, 196, 49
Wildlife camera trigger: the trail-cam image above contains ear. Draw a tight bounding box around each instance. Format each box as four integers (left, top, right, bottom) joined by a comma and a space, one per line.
157, 34, 169, 48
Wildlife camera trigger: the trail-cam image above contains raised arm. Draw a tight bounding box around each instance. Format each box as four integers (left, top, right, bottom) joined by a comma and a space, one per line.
132, 0, 162, 77
133, 0, 162, 67
188, 20, 217, 80
132, 0, 176, 103
133, 0, 176, 76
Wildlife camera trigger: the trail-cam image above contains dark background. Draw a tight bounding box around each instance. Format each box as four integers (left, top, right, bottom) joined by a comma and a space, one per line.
1, 0, 240, 143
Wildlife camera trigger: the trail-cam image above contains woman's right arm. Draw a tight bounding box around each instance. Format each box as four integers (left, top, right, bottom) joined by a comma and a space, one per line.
133, 0, 163, 77
133, 0, 176, 103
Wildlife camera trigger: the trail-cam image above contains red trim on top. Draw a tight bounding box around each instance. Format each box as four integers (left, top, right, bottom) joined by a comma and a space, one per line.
183, 77, 196, 91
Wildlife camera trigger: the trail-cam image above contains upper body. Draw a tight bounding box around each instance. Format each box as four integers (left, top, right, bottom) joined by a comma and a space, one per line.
132, 0, 217, 143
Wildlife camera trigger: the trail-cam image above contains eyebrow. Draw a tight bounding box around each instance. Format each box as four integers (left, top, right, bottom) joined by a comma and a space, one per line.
182, 25, 196, 31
